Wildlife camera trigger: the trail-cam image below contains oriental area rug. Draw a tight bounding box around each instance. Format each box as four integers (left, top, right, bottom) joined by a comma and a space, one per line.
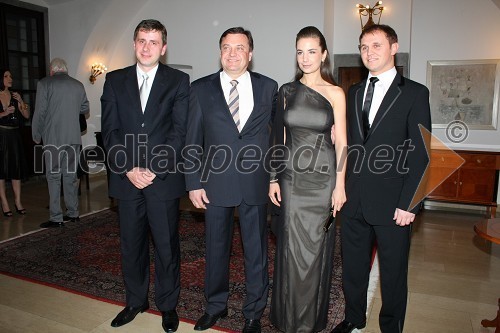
0, 208, 345, 332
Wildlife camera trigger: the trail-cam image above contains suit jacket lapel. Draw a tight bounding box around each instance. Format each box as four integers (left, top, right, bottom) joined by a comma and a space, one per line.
366, 74, 403, 140
144, 64, 167, 115
208, 73, 240, 133
240, 72, 262, 133
354, 80, 366, 141
125, 67, 143, 116
211, 73, 226, 106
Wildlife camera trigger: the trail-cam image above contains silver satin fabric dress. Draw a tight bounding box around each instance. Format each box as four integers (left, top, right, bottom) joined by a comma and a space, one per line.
270, 81, 337, 333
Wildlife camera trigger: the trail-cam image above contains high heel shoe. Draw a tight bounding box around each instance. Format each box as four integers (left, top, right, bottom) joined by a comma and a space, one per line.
3, 210, 13, 217
15, 205, 26, 215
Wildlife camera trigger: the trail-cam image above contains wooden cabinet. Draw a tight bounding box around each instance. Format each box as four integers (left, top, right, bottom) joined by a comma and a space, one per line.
426, 150, 500, 217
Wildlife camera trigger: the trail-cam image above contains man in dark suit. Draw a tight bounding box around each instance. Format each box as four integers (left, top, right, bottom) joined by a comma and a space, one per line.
332, 25, 431, 333
185, 27, 277, 333
101, 19, 189, 333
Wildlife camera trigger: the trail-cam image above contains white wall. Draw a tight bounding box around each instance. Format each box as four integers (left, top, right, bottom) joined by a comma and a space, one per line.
16, 0, 500, 203
411, 0, 500, 204
24, 0, 324, 148
332, 0, 412, 54
28, 0, 500, 148
333, 0, 500, 152
411, 0, 500, 151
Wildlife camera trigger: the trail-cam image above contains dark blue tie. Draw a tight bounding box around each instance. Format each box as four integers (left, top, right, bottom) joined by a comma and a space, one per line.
362, 77, 379, 137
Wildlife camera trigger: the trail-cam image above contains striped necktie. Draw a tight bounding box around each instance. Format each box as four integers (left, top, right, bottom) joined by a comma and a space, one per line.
228, 80, 240, 131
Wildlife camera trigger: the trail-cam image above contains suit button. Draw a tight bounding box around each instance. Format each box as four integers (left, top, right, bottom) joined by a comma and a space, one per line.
141, 123, 145, 128
238, 135, 242, 139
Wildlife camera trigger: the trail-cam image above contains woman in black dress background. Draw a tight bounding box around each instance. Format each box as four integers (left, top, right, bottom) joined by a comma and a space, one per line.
0, 68, 30, 217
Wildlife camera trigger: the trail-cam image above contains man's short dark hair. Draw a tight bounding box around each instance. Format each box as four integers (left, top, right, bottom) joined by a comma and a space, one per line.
359, 24, 398, 45
219, 27, 254, 51
134, 19, 167, 45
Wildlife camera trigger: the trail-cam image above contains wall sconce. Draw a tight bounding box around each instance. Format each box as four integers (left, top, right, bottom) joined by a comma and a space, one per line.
89, 62, 107, 84
356, 1, 385, 31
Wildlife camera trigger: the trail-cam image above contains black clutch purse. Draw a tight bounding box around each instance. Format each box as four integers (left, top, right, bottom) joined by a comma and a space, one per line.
323, 207, 335, 232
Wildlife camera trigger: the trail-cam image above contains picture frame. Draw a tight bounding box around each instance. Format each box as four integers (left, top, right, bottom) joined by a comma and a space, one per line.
426, 59, 500, 129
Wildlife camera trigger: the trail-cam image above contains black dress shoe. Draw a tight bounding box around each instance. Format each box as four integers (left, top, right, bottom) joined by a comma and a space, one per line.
194, 308, 228, 330
331, 320, 366, 333
162, 310, 179, 332
40, 221, 65, 228
110, 304, 149, 327
63, 215, 80, 222
243, 319, 261, 333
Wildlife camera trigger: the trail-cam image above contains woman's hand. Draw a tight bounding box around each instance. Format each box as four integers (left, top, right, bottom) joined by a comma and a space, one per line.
331, 186, 346, 217
12, 92, 29, 117
330, 124, 336, 144
2, 105, 15, 116
12, 92, 26, 109
12, 92, 23, 104
269, 182, 281, 207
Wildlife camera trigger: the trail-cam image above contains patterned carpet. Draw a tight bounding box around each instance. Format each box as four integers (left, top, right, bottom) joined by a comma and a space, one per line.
0, 208, 345, 332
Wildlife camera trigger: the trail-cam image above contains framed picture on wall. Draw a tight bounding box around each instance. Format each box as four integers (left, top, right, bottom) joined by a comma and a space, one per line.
426, 59, 500, 129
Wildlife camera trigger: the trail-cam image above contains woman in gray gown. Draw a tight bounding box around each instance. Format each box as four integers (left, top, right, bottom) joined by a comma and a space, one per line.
269, 26, 347, 332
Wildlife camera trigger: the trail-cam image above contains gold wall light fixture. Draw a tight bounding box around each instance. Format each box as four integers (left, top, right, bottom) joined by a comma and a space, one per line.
356, 1, 385, 31
89, 62, 107, 84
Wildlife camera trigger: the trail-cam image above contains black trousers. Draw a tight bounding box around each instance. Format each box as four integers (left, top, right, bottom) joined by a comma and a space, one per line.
118, 195, 180, 312
341, 206, 411, 333
204, 201, 269, 319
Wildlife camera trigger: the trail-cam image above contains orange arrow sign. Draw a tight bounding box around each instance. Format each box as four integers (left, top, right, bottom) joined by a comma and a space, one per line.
409, 125, 465, 211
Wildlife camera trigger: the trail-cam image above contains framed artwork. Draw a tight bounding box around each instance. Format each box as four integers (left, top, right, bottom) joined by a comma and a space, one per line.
426, 59, 500, 129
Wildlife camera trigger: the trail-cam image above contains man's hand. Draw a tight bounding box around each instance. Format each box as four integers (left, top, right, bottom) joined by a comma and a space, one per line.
393, 208, 415, 226
189, 189, 210, 209
126, 167, 155, 189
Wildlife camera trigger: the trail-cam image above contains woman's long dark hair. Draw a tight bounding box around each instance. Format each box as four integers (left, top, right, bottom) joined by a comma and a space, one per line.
0, 68, 10, 91
294, 26, 337, 85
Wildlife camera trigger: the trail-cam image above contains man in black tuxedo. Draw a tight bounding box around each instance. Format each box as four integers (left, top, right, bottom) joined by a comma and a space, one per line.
332, 25, 431, 333
185, 27, 278, 333
101, 19, 189, 333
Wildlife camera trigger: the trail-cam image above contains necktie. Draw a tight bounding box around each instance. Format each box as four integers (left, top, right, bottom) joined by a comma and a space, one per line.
228, 80, 240, 131
140, 74, 149, 111
362, 77, 379, 138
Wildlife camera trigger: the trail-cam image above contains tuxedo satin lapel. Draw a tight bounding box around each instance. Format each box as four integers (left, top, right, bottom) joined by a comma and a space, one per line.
241, 73, 262, 133
354, 81, 365, 140
125, 68, 143, 115
367, 75, 403, 139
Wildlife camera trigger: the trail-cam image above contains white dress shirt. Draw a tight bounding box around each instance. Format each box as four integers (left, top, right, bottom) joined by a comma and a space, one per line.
364, 67, 397, 126
220, 71, 254, 130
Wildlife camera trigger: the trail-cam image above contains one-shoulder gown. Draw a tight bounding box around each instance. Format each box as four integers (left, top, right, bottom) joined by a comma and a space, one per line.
270, 81, 337, 332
